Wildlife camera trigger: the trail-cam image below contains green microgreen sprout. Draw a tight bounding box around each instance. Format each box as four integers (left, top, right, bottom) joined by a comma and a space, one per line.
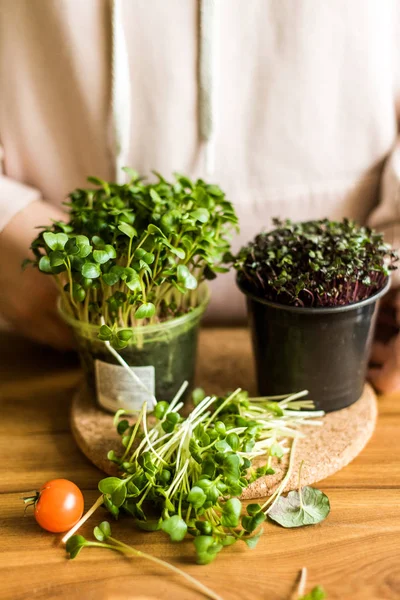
27, 170, 238, 348
232, 217, 397, 307
294, 567, 327, 600
65, 384, 326, 566
66, 521, 223, 600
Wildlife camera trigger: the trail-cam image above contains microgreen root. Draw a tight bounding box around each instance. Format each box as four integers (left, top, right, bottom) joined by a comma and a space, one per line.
101, 317, 157, 410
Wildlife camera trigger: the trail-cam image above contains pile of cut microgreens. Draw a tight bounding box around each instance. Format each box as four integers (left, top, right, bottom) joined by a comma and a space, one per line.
232, 217, 398, 308
64, 382, 330, 575
27, 169, 238, 346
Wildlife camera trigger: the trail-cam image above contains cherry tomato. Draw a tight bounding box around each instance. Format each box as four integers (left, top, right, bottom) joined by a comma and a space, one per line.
33, 479, 84, 533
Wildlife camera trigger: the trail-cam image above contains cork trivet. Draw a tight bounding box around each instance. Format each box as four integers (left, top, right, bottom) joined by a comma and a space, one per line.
71, 328, 377, 498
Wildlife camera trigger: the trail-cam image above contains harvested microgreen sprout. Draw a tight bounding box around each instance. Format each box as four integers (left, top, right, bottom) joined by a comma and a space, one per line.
75, 385, 326, 565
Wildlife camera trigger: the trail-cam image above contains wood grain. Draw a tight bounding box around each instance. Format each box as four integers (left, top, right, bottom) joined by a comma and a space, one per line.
1, 329, 400, 600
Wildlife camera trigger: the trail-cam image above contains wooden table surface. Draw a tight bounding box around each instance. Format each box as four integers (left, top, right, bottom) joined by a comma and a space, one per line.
1, 328, 400, 600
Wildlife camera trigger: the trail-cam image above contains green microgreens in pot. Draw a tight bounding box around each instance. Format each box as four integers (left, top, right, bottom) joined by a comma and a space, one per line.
66, 521, 223, 600
27, 170, 238, 347
82, 385, 326, 564
231, 218, 398, 307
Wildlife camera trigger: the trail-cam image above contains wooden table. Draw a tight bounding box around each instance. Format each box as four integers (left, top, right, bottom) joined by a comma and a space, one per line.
1, 329, 400, 600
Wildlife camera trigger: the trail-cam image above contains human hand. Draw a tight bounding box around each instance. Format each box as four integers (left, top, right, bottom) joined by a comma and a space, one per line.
368, 289, 400, 393
0, 200, 74, 350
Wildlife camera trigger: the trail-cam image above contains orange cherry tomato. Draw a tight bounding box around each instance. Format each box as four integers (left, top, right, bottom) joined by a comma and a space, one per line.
33, 479, 84, 533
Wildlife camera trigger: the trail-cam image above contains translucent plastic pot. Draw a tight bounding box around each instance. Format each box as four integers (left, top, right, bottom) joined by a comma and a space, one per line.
59, 285, 209, 412
237, 277, 390, 412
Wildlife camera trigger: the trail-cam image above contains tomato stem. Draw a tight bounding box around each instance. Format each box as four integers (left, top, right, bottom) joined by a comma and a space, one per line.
61, 495, 104, 544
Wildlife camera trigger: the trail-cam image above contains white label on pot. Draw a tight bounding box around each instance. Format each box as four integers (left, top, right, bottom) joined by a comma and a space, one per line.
95, 360, 155, 412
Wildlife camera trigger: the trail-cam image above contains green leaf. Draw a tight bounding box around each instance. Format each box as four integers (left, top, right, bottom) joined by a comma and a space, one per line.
123, 268, 141, 292
177, 264, 198, 290
82, 262, 101, 279
221, 454, 241, 480
147, 223, 166, 237
66, 535, 87, 559
74, 235, 92, 258
161, 515, 188, 542
192, 388, 206, 406
153, 401, 169, 420
241, 511, 266, 533
87, 175, 107, 187
93, 521, 111, 542
299, 586, 327, 600
65, 238, 80, 256
103, 271, 119, 286
43, 231, 68, 251
265, 402, 284, 417
246, 503, 262, 516
134, 248, 154, 264
116, 421, 130, 438
93, 249, 111, 264
221, 498, 242, 528
92, 235, 105, 248
159, 237, 186, 260
38, 256, 53, 273
220, 535, 236, 546
122, 166, 139, 181
243, 529, 263, 549
49, 250, 65, 267
267, 487, 330, 528
193, 536, 223, 565
187, 486, 207, 509
135, 302, 155, 319
150, 188, 163, 203
103, 495, 119, 519
118, 222, 137, 239
71, 282, 86, 302
195, 520, 213, 535
191, 208, 210, 223
103, 264, 125, 286
117, 329, 133, 342
98, 324, 113, 341
206, 184, 224, 196
98, 477, 127, 507
270, 443, 284, 458
226, 432, 240, 452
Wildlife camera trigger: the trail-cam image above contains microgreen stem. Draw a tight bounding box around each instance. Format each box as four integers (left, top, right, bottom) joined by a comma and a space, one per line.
262, 438, 298, 513
122, 402, 147, 462
62, 495, 104, 544
298, 460, 305, 511
166, 380, 189, 414
107, 536, 224, 600
101, 323, 157, 409
296, 567, 307, 599
206, 388, 242, 426
141, 403, 167, 465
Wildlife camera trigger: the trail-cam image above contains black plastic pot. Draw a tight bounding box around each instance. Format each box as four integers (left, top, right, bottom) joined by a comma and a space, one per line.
237, 277, 390, 412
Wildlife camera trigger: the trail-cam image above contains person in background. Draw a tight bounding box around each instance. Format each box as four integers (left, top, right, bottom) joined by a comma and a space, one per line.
1, 0, 400, 391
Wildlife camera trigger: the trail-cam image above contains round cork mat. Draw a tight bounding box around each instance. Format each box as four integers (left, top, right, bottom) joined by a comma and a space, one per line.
71, 328, 378, 499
